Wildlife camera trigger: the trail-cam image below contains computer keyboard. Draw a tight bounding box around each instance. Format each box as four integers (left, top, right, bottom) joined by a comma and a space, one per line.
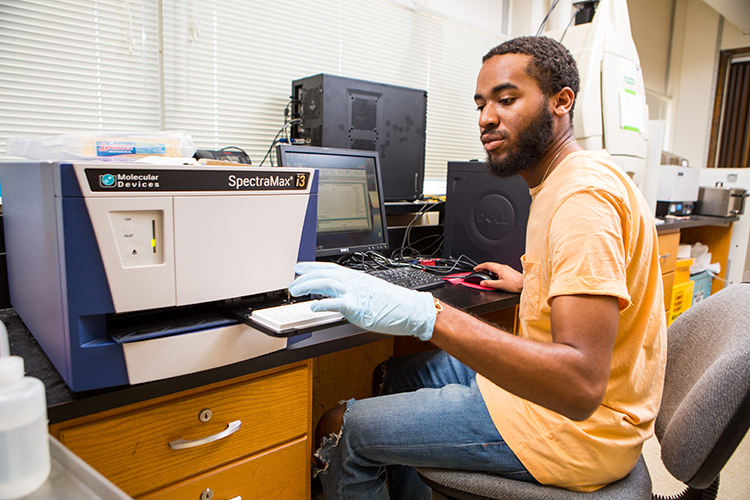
250, 300, 344, 333
368, 267, 445, 290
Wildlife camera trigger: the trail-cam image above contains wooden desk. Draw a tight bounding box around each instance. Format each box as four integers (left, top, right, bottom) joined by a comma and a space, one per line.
5, 284, 518, 500
655, 215, 738, 321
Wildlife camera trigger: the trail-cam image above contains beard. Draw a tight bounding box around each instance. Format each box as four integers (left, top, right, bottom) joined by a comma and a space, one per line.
483, 103, 555, 179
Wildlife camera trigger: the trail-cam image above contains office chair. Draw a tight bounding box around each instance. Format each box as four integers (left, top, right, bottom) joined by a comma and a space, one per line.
418, 283, 750, 500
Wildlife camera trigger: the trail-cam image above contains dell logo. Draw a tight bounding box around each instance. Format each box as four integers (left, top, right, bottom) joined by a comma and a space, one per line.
473, 194, 516, 241
476, 210, 511, 225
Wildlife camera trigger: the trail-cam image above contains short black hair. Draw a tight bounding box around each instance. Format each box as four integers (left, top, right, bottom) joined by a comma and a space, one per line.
483, 36, 579, 119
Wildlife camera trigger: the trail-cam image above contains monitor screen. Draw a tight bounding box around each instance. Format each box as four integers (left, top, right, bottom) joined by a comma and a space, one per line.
276, 145, 389, 258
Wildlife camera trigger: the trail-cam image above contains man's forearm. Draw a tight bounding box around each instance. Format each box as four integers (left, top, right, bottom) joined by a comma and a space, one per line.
429, 300, 614, 421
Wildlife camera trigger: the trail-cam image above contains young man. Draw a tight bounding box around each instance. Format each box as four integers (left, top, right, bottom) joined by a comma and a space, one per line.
289, 36, 667, 499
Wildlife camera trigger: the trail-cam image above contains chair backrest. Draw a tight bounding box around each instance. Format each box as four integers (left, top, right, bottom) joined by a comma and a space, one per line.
655, 283, 750, 489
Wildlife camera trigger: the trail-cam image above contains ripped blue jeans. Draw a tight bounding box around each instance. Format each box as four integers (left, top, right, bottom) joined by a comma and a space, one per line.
314, 349, 537, 500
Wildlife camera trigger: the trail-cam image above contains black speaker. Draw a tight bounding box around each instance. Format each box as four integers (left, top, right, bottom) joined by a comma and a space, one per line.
443, 162, 531, 272
291, 74, 427, 202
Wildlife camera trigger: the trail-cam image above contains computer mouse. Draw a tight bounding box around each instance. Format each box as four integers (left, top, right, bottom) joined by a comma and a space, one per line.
463, 271, 498, 285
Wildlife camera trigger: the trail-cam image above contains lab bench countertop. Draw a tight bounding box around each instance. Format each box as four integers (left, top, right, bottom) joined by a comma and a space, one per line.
4, 281, 519, 425
655, 214, 739, 231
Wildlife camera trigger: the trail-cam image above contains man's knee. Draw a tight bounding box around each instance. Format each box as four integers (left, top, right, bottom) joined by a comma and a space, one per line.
315, 403, 347, 448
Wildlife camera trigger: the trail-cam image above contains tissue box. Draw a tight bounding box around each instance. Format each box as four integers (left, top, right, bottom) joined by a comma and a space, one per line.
690, 271, 712, 304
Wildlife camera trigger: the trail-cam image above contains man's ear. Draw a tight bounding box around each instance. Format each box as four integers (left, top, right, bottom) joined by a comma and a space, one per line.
551, 87, 575, 117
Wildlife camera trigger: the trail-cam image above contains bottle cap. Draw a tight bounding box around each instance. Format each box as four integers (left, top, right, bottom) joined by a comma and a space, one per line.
0, 356, 24, 387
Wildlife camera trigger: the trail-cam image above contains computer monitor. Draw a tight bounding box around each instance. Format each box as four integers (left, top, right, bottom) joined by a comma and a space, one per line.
276, 145, 390, 259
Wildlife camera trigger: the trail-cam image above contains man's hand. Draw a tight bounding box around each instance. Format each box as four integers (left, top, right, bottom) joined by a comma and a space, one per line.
288, 262, 437, 340
474, 262, 523, 293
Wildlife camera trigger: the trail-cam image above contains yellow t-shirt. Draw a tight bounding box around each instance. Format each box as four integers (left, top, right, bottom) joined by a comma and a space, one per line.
476, 150, 667, 492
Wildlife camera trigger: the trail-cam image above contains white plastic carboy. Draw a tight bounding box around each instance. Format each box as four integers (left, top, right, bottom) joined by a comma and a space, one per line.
0, 321, 50, 499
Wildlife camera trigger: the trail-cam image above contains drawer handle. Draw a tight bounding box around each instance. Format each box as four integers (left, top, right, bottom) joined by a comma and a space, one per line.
169, 420, 242, 450
659, 253, 670, 263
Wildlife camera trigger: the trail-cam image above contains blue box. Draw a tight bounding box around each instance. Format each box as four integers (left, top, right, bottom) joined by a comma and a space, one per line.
690, 271, 712, 304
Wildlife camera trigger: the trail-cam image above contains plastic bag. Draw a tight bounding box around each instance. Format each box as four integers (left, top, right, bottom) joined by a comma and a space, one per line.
6, 131, 196, 161
690, 242, 721, 276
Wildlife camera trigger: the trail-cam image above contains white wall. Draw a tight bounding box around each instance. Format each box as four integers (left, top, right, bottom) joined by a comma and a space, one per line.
509, 0, 550, 38
414, 0, 509, 36
704, 0, 750, 34
722, 14, 750, 50
629, 0, 674, 95
628, 0, 750, 168
669, 0, 723, 168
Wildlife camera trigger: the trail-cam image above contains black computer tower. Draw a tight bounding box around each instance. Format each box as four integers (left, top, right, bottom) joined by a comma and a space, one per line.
291, 74, 427, 202
443, 162, 531, 272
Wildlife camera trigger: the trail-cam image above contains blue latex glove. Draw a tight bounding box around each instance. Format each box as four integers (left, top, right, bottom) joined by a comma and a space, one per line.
288, 262, 436, 341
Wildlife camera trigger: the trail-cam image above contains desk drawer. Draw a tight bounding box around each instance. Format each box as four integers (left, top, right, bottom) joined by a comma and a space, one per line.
662, 271, 674, 312
140, 437, 309, 500
657, 232, 680, 274
59, 364, 310, 498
